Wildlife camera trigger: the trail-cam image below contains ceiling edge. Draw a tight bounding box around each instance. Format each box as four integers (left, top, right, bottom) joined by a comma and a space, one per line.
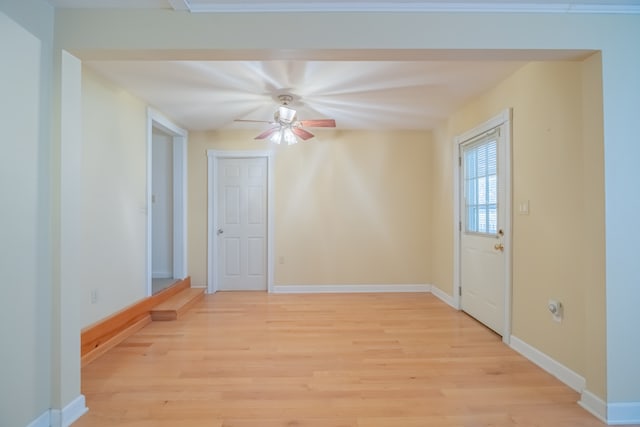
185, 2, 640, 14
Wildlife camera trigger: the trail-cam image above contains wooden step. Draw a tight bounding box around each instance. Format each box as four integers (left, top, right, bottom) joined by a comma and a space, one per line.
150, 288, 205, 321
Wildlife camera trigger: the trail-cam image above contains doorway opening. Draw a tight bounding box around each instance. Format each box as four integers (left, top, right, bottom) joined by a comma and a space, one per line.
147, 109, 188, 296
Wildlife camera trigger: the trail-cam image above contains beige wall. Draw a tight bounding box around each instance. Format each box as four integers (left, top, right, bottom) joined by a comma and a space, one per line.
429, 121, 456, 295
431, 58, 606, 397
188, 130, 432, 288
80, 67, 149, 327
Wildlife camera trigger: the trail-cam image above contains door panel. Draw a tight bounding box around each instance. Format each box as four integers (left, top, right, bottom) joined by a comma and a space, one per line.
223, 237, 241, 276
248, 186, 264, 224
217, 157, 267, 291
248, 237, 265, 276
461, 235, 504, 333
224, 186, 240, 224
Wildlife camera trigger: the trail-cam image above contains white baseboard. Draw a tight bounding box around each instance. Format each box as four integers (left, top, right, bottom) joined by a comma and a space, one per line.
50, 395, 88, 427
26, 410, 50, 427
25, 395, 88, 427
579, 389, 607, 424
272, 284, 431, 294
580, 394, 640, 426
607, 401, 640, 425
509, 336, 585, 393
430, 285, 458, 308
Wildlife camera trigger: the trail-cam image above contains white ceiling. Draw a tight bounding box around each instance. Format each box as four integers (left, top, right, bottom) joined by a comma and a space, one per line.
55, 0, 636, 132
86, 59, 532, 131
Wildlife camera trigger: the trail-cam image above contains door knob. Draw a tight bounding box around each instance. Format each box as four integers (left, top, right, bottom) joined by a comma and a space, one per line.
217, 228, 224, 235
494, 243, 504, 251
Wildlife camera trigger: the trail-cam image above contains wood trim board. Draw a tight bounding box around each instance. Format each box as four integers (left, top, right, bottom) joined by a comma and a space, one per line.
80, 277, 190, 366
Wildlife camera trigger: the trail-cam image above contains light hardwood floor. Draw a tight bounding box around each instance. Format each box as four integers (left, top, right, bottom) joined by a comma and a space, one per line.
76, 292, 607, 427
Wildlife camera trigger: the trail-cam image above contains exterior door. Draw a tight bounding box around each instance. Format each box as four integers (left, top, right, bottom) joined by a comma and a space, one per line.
216, 157, 267, 291
460, 126, 507, 335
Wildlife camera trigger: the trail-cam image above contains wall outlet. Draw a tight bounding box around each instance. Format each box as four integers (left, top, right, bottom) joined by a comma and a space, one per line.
548, 299, 562, 322
91, 289, 99, 304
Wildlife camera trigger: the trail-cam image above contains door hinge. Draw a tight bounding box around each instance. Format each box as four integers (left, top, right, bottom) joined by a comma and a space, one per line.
459, 221, 462, 232
458, 156, 462, 167
459, 286, 462, 296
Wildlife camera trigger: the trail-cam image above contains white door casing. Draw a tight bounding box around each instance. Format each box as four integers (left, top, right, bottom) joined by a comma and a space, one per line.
207, 150, 274, 293
453, 109, 512, 342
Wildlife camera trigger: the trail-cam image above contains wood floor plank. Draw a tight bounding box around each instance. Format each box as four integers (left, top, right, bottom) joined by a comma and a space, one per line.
75, 292, 609, 427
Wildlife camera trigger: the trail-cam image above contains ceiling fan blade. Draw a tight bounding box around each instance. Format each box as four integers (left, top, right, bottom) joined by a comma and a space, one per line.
254, 127, 280, 140
299, 119, 336, 128
235, 119, 273, 124
292, 127, 315, 141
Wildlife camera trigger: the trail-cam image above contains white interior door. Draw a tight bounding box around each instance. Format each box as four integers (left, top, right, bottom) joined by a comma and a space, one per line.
216, 157, 267, 291
460, 126, 507, 335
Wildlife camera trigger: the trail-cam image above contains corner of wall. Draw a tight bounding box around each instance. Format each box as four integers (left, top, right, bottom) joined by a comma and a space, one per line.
49, 395, 88, 427
26, 395, 88, 427
429, 284, 457, 308
579, 389, 607, 424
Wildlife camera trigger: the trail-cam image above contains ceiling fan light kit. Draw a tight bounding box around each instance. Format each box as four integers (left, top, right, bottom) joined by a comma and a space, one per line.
234, 93, 336, 145
269, 127, 298, 145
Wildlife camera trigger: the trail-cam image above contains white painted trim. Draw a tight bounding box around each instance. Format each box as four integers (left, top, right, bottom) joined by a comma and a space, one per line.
510, 335, 585, 393
185, 2, 640, 14
207, 151, 215, 293
607, 402, 640, 425
272, 284, 431, 294
146, 108, 188, 297
430, 285, 457, 308
49, 395, 88, 427
579, 389, 608, 424
172, 135, 188, 280
149, 108, 187, 137
453, 108, 512, 344
207, 150, 274, 294
452, 134, 461, 311
26, 410, 49, 427
501, 111, 513, 345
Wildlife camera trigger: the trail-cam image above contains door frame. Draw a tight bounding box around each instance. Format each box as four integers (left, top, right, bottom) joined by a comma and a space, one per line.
207, 150, 274, 294
146, 108, 188, 296
453, 108, 512, 343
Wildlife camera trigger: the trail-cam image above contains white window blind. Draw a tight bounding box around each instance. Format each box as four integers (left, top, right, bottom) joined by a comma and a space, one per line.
464, 134, 498, 235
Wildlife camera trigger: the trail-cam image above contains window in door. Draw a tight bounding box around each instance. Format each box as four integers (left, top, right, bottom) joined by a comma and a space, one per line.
464, 134, 498, 235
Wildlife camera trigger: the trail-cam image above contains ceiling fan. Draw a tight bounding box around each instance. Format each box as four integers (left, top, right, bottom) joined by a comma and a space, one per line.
235, 94, 336, 145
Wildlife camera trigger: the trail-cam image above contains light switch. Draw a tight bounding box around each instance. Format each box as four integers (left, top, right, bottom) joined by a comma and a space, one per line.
518, 200, 530, 215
